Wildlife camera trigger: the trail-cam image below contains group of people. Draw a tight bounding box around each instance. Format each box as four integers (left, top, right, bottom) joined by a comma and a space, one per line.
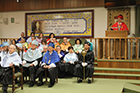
0, 32, 94, 93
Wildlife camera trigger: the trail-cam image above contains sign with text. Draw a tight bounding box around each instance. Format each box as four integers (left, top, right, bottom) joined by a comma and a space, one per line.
25, 10, 94, 38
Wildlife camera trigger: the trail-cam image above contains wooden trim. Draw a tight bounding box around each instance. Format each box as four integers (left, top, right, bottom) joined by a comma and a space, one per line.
131, 39, 133, 60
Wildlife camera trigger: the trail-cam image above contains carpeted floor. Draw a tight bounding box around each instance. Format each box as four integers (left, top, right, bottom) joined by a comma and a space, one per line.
1, 78, 140, 93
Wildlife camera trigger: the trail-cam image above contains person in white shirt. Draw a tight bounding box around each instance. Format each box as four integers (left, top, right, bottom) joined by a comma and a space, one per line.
0, 45, 22, 93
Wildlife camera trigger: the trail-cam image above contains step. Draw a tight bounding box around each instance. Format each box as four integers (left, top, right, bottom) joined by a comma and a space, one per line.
97, 59, 140, 63
94, 62, 98, 65
94, 67, 140, 72
123, 83, 140, 93
94, 73, 140, 77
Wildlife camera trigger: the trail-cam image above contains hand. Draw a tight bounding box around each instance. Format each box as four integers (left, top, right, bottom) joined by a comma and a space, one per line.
69, 61, 74, 64
43, 65, 47, 68
82, 62, 87, 67
47, 66, 50, 69
10, 63, 14, 67
63, 61, 66, 63
29, 64, 34, 66
22, 63, 25, 65
76, 51, 79, 54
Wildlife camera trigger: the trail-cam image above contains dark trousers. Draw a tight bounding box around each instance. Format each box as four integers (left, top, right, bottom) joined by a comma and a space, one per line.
35, 67, 58, 84
74, 64, 94, 79
23, 66, 37, 82
58, 63, 75, 77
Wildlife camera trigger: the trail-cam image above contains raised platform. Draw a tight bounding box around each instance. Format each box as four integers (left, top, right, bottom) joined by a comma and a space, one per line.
93, 59, 140, 80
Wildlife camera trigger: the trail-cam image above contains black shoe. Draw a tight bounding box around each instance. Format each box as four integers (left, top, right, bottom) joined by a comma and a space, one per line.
37, 82, 44, 86
29, 81, 34, 87
77, 79, 82, 83
3, 90, 7, 93
88, 79, 91, 84
48, 83, 54, 88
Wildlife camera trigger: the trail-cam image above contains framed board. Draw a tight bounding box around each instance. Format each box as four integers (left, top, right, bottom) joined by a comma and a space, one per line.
25, 10, 94, 38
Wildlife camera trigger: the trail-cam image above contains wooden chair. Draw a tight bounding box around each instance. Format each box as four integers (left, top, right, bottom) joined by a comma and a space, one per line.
12, 65, 23, 93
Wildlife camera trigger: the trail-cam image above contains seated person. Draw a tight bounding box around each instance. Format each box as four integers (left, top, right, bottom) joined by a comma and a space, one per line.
74, 42, 94, 84
73, 38, 83, 54
20, 38, 28, 49
46, 33, 56, 45
11, 39, 17, 46
59, 46, 78, 77
52, 37, 60, 50
0, 42, 9, 62
38, 39, 47, 52
22, 45, 27, 57
23, 40, 42, 87
16, 43, 23, 59
56, 46, 65, 77
36, 33, 44, 45
87, 41, 93, 51
35, 42, 60, 88
17, 32, 27, 43
27, 32, 35, 44
60, 37, 71, 54
0, 45, 22, 93
42, 45, 48, 56
28, 36, 36, 49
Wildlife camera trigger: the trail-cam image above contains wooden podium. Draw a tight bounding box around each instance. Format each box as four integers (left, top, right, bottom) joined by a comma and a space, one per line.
105, 30, 128, 37
98, 30, 128, 59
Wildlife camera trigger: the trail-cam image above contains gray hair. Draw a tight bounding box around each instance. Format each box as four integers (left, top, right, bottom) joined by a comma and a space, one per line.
43, 45, 48, 49
10, 45, 16, 50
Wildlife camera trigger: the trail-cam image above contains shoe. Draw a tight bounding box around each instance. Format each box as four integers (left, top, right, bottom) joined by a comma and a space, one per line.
29, 81, 34, 87
88, 79, 91, 84
48, 83, 54, 88
3, 90, 7, 93
37, 82, 44, 86
77, 79, 82, 83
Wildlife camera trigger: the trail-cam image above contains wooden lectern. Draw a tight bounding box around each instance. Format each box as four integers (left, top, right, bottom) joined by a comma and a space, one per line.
105, 30, 128, 37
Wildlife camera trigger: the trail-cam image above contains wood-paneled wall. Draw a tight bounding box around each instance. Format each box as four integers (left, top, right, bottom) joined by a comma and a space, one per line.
0, 0, 104, 12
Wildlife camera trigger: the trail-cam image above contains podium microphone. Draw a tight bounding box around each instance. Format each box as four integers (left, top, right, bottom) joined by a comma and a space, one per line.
107, 23, 112, 30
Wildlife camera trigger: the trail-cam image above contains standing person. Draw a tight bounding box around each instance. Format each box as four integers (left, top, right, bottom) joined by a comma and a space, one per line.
74, 42, 94, 84
0, 45, 22, 93
36, 33, 44, 45
35, 42, 60, 88
17, 32, 27, 43
46, 33, 56, 45
23, 40, 42, 87
27, 32, 35, 44
60, 37, 71, 54
73, 38, 83, 54
111, 14, 129, 31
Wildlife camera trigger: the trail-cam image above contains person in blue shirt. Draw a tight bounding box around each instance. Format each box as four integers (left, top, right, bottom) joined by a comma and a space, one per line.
17, 32, 27, 43
35, 42, 60, 88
